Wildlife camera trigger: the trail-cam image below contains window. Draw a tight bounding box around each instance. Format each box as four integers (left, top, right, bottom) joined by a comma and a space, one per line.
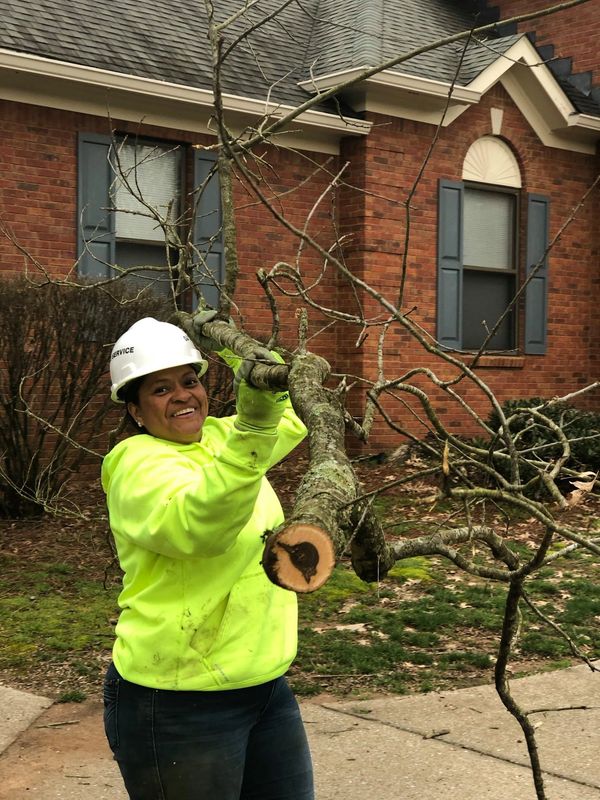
111, 141, 182, 298
437, 137, 549, 354
77, 133, 223, 307
462, 187, 517, 350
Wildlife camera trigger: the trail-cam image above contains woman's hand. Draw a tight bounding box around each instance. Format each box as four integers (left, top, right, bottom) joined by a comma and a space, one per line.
192, 311, 289, 434
234, 351, 289, 435
191, 309, 222, 352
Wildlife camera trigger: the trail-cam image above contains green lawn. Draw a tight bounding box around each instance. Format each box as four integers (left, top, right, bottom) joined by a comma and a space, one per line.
1, 496, 599, 701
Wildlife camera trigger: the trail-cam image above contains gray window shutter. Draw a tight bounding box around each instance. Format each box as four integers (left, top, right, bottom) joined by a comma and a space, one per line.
525, 194, 550, 355
77, 133, 115, 278
192, 150, 223, 308
437, 179, 464, 349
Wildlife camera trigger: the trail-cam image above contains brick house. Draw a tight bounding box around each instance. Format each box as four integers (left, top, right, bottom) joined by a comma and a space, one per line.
0, 0, 598, 448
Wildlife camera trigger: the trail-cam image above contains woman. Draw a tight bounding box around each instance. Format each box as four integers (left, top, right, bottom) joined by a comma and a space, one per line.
101, 317, 313, 800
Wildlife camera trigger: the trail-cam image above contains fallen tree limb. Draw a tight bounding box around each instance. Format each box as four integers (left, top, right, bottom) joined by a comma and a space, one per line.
176, 312, 397, 591
175, 312, 534, 593
262, 353, 353, 592
348, 500, 396, 582
392, 526, 519, 579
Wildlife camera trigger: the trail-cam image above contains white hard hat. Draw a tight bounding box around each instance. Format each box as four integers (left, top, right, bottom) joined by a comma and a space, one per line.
110, 318, 208, 403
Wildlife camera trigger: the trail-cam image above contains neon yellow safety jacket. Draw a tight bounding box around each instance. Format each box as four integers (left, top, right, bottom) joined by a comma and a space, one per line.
101, 404, 307, 691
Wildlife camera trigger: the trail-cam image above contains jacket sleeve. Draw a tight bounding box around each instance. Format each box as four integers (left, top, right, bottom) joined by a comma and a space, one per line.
102, 408, 306, 561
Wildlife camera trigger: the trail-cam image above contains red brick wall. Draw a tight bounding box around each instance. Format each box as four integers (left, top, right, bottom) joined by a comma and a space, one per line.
337, 82, 599, 447
0, 100, 340, 356
0, 102, 76, 276
1, 91, 598, 452
232, 146, 341, 355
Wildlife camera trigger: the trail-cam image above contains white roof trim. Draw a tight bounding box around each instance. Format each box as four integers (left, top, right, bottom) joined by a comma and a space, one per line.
1, 37, 598, 153
298, 37, 599, 153
469, 37, 574, 115
0, 48, 371, 150
567, 113, 600, 131
299, 67, 480, 103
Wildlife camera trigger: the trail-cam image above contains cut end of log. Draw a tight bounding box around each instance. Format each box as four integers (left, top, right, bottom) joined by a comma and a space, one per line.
262, 523, 336, 593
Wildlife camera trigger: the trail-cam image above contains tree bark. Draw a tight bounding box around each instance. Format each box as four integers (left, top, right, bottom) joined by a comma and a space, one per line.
263, 353, 356, 590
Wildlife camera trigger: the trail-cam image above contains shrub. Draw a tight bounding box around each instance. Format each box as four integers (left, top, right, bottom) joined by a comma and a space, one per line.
483, 398, 600, 494
0, 279, 169, 518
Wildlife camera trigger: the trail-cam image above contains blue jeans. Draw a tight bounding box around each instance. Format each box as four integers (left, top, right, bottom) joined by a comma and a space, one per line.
103, 662, 314, 800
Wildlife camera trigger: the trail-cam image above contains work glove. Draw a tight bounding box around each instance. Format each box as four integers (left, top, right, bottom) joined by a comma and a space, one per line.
192, 310, 288, 434
191, 309, 246, 356
191, 309, 224, 353
191, 311, 246, 385
191, 311, 250, 378
233, 349, 290, 436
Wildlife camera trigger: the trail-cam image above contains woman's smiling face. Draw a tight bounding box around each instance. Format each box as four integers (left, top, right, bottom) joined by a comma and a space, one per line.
127, 364, 208, 444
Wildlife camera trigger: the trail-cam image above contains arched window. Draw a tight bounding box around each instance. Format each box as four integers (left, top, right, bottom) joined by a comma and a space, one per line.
437, 136, 549, 354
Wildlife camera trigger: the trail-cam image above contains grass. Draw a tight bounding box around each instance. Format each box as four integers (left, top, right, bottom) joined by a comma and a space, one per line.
0, 555, 117, 681
0, 479, 599, 701
287, 539, 600, 698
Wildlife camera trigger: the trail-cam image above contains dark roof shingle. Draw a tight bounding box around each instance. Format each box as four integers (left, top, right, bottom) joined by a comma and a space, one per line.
0, 0, 596, 118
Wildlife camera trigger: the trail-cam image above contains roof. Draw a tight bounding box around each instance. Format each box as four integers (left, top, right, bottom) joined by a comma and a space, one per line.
0, 0, 598, 119
553, 74, 600, 118
305, 0, 483, 81
0, 0, 316, 106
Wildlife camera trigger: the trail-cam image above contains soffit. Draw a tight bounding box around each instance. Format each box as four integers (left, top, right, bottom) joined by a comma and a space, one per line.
0, 49, 370, 155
